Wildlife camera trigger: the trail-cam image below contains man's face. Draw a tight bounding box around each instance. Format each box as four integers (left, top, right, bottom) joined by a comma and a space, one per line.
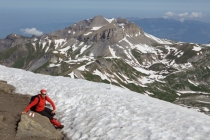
41, 92, 46, 97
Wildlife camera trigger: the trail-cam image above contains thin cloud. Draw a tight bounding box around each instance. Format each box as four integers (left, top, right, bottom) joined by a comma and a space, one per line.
179, 18, 185, 22
165, 12, 176, 17
178, 12, 188, 17
163, 12, 204, 22
190, 12, 203, 18
20, 28, 43, 36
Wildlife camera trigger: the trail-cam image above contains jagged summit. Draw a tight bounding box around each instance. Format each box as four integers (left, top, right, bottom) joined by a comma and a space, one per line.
48, 15, 158, 44
6, 34, 23, 40
89, 15, 111, 27
1, 16, 164, 47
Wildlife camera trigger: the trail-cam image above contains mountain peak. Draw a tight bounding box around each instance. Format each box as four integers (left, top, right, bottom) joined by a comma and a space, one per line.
6, 34, 23, 40
90, 15, 110, 27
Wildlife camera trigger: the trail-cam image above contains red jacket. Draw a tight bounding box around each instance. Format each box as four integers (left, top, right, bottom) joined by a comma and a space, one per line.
24, 94, 56, 112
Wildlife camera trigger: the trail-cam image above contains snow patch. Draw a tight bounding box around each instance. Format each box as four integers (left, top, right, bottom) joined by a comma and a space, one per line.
105, 18, 115, 23
58, 46, 71, 56
188, 79, 199, 86
52, 51, 58, 54
109, 46, 120, 58
84, 32, 92, 36
192, 45, 202, 51
34, 38, 38, 41
91, 26, 103, 31
49, 64, 61, 67
93, 69, 109, 81
202, 107, 210, 111
78, 65, 86, 71
145, 33, 172, 44
80, 45, 91, 54
54, 39, 67, 49
1, 65, 210, 140
68, 71, 75, 78
72, 44, 78, 51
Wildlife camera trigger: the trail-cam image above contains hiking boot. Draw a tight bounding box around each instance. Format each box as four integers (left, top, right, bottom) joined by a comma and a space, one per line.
59, 125, 64, 129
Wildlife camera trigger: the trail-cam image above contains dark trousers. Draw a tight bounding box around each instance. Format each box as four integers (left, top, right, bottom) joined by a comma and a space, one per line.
37, 107, 55, 120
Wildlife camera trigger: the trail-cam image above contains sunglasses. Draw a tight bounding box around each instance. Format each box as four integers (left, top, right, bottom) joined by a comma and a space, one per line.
41, 93, 47, 95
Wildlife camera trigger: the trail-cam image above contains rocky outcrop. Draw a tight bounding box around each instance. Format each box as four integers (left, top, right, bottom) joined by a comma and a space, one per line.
0, 115, 7, 131
16, 112, 63, 140
27, 55, 51, 71
0, 80, 15, 93
89, 15, 110, 27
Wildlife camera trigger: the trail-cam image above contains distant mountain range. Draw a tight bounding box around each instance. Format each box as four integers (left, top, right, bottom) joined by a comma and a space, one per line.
1, 16, 210, 116
1, 18, 210, 44
127, 18, 210, 44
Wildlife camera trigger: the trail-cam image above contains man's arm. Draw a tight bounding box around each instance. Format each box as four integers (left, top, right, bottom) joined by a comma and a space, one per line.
46, 96, 56, 113
22, 97, 39, 114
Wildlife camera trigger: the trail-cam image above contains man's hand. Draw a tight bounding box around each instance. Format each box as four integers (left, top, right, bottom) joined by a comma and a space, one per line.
51, 110, 56, 114
22, 111, 26, 115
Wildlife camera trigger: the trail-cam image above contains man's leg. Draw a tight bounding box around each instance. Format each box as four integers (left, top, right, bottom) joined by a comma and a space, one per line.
38, 108, 54, 120
43, 107, 55, 117
38, 108, 63, 128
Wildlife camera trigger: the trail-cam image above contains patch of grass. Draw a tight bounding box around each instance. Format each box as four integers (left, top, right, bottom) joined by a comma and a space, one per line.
101, 79, 110, 84
149, 63, 166, 71
13, 57, 25, 68
176, 44, 197, 64
121, 82, 145, 93
25, 43, 38, 63
150, 87, 178, 102
131, 49, 143, 64
83, 72, 102, 81
146, 81, 179, 102
188, 84, 203, 91
0, 46, 17, 60
71, 49, 81, 59
111, 58, 146, 77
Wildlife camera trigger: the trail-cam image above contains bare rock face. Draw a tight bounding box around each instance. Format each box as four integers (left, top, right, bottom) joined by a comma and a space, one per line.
0, 34, 31, 52
16, 112, 63, 140
89, 15, 110, 27
0, 115, 7, 129
0, 80, 15, 94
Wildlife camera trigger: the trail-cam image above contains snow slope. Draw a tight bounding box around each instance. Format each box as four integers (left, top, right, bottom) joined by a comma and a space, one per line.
0, 65, 210, 140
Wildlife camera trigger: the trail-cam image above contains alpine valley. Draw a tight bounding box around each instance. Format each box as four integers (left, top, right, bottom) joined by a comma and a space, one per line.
1, 16, 210, 115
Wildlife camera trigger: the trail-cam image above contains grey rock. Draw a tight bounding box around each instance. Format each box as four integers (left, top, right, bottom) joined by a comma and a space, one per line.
27, 56, 50, 71
0, 80, 15, 94
0, 115, 4, 122
0, 115, 7, 130
187, 55, 205, 63
16, 112, 63, 140
90, 15, 110, 27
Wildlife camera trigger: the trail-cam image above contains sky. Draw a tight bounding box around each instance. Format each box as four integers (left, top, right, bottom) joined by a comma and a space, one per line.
1, 65, 210, 139
0, 0, 210, 38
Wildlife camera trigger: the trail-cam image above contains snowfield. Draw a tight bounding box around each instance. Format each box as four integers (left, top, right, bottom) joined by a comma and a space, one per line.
0, 65, 210, 140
